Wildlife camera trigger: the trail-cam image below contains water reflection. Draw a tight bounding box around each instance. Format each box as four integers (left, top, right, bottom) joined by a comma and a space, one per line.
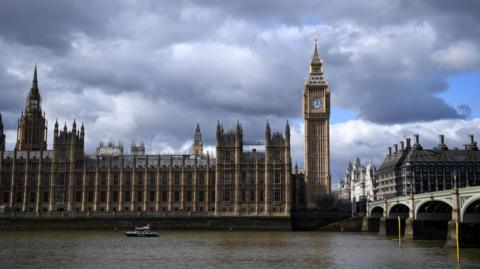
0, 231, 479, 269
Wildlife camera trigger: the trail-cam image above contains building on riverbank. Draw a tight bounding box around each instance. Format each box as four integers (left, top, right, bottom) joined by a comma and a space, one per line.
338, 157, 375, 214
0, 68, 291, 217
0, 42, 336, 218
338, 157, 376, 202
375, 134, 480, 200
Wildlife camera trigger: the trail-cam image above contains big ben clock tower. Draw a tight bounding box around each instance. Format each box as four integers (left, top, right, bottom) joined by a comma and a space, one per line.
303, 40, 331, 209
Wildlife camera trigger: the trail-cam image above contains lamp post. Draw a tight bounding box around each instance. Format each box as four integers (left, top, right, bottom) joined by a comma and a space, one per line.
447, 166, 461, 262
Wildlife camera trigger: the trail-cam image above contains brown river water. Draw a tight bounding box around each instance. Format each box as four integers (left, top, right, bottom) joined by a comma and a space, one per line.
1, 231, 480, 269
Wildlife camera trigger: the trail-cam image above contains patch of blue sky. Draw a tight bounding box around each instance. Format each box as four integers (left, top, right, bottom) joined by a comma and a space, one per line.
441, 71, 480, 118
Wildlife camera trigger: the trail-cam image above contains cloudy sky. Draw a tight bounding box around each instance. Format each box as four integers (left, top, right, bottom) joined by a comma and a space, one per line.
1, 0, 480, 188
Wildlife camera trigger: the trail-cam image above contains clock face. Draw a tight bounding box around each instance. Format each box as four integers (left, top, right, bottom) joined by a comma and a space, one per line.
310, 97, 323, 111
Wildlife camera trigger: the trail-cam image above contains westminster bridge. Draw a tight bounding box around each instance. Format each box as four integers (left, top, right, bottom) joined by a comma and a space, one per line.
364, 185, 480, 246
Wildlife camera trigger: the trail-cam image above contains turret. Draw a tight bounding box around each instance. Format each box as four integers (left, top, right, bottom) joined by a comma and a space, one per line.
0, 112, 5, 151
192, 123, 204, 155
285, 120, 290, 144
54, 119, 59, 136
216, 120, 222, 144
265, 120, 271, 146
72, 119, 77, 134
80, 122, 85, 139
15, 66, 47, 151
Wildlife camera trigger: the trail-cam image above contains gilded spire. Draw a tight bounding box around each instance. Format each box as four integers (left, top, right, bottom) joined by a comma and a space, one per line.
307, 39, 326, 85
310, 38, 322, 65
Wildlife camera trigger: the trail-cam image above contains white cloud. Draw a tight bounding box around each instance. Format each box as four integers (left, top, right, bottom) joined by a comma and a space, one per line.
290, 118, 480, 188
432, 41, 480, 72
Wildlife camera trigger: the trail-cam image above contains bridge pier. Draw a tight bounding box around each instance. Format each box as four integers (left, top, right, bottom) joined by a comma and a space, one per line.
378, 217, 387, 236
446, 184, 460, 247
445, 220, 458, 247
361, 216, 369, 232
404, 218, 414, 240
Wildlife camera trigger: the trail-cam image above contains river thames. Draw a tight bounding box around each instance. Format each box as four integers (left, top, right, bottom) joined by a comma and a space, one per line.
1, 231, 479, 269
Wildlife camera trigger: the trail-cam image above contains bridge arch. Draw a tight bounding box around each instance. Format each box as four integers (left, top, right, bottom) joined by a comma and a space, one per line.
461, 195, 480, 223
415, 200, 452, 221
388, 203, 410, 219
370, 206, 384, 218
415, 198, 452, 220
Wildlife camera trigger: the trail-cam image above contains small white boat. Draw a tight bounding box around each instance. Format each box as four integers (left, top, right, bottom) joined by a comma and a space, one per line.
124, 225, 158, 237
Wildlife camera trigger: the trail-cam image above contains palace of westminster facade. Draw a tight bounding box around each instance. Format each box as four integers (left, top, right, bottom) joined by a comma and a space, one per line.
0, 42, 332, 216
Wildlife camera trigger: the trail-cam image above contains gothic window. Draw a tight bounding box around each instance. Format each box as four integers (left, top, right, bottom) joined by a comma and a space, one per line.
88, 174, 94, 186
112, 191, 118, 202
100, 192, 106, 202
137, 191, 143, 202
137, 173, 143, 185
199, 191, 205, 202
17, 174, 24, 186
211, 191, 215, 202
3, 192, 10, 203
161, 191, 168, 202
241, 190, 246, 202
30, 192, 36, 202
199, 173, 205, 186
224, 171, 232, 186
274, 151, 280, 161
259, 191, 264, 202
59, 174, 65, 186
43, 192, 49, 203
56, 192, 65, 202
76, 174, 82, 186
88, 191, 94, 202
186, 191, 192, 202
250, 190, 255, 202
224, 190, 231, 202
162, 173, 168, 185
274, 191, 281, 202
149, 191, 155, 202
274, 171, 281, 185
75, 191, 82, 202
187, 173, 193, 185
3, 175, 11, 186
174, 173, 180, 185
125, 173, 131, 186
113, 173, 119, 185
149, 173, 156, 185
174, 191, 180, 202
124, 191, 130, 202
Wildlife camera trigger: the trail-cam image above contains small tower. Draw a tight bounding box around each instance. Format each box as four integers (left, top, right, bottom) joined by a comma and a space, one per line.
53, 120, 85, 161
15, 66, 48, 151
131, 141, 145, 155
192, 123, 204, 155
0, 112, 5, 151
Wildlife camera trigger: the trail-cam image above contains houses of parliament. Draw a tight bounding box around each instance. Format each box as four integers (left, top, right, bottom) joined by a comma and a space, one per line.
0, 42, 331, 216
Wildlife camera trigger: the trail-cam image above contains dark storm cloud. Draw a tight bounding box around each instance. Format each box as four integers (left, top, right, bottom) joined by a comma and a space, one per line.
0, 0, 120, 52
0, 0, 480, 181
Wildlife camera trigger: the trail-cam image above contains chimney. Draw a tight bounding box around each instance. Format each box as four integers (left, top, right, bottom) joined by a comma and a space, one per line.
400, 141, 404, 151
406, 138, 411, 149
388, 147, 392, 156
436, 134, 448, 150
413, 134, 423, 150
465, 134, 478, 151
394, 144, 398, 153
